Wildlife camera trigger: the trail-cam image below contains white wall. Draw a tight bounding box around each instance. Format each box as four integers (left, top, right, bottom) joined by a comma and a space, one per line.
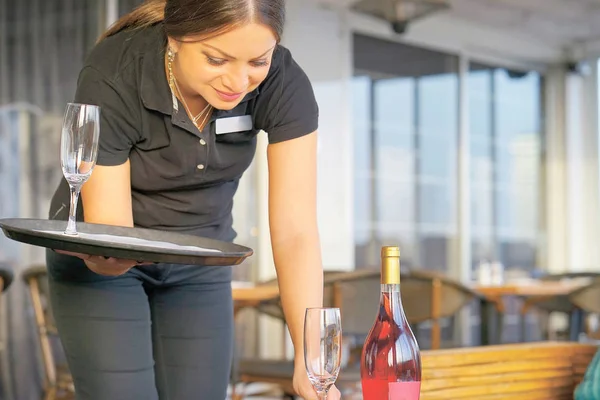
543, 68, 569, 273
564, 70, 600, 272
543, 66, 600, 274
283, 0, 354, 271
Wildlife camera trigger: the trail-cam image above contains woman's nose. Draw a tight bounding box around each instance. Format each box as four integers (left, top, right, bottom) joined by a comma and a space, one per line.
222, 69, 249, 93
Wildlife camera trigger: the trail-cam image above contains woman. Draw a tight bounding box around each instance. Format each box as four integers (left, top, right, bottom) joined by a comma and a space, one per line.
46, 0, 341, 399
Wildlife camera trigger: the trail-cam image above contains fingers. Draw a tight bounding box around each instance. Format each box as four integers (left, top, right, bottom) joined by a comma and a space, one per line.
54, 250, 137, 264
328, 386, 342, 399
85, 260, 132, 277
53, 250, 140, 276
93, 256, 135, 266
135, 260, 156, 266
84, 256, 138, 277
300, 384, 341, 400
54, 250, 91, 259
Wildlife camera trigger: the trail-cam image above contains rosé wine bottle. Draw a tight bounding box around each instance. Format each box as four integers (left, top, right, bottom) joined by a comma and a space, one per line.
360, 246, 422, 400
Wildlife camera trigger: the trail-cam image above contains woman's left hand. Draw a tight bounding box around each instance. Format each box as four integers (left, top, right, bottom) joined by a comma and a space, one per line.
293, 359, 342, 399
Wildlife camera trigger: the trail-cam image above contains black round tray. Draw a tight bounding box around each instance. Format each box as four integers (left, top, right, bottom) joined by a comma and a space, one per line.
0, 218, 253, 266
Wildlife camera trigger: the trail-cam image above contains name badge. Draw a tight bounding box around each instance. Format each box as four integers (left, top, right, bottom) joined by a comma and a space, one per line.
215, 115, 253, 134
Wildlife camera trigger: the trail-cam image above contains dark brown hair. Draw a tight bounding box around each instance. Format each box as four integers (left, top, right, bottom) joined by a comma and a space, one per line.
99, 0, 285, 42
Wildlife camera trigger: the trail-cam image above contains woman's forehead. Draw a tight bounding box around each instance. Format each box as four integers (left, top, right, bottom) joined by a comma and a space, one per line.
184, 23, 277, 59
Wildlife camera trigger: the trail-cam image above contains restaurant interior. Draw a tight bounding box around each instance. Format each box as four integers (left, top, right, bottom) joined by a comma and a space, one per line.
2, 0, 600, 399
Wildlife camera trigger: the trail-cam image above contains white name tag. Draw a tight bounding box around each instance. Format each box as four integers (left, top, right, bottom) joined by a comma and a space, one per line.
215, 115, 253, 134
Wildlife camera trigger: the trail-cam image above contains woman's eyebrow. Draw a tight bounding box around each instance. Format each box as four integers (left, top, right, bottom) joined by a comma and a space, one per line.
202, 43, 276, 60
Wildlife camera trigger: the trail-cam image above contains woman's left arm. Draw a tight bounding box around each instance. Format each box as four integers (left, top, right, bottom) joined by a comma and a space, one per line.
267, 131, 340, 399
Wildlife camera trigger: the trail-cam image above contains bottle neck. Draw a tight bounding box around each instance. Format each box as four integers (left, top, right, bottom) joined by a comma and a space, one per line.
380, 256, 404, 319
381, 283, 400, 292
381, 255, 401, 285
378, 283, 406, 322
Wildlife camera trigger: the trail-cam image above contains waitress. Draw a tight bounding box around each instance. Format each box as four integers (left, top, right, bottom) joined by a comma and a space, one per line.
47, 0, 341, 399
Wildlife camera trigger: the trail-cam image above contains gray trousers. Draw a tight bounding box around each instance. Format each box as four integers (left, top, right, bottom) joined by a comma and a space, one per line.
46, 250, 234, 400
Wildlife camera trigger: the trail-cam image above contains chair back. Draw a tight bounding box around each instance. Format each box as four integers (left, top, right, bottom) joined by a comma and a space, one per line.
403, 270, 480, 321
323, 269, 480, 349
541, 272, 600, 282
525, 272, 600, 314
0, 266, 14, 293
569, 279, 600, 314
0, 264, 14, 396
254, 270, 349, 321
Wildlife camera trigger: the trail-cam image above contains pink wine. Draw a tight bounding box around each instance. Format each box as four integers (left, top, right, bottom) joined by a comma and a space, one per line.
360, 246, 422, 400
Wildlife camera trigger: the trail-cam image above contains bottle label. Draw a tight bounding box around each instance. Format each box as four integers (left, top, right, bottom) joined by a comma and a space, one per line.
389, 382, 421, 400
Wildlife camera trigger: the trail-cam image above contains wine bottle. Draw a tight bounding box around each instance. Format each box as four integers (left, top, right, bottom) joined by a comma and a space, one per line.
360, 246, 422, 399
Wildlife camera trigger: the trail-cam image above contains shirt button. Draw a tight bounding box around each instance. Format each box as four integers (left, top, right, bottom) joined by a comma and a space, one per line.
197, 164, 205, 170
199, 138, 206, 146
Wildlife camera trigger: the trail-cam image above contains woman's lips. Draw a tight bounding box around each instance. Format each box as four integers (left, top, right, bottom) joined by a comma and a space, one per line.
214, 88, 243, 102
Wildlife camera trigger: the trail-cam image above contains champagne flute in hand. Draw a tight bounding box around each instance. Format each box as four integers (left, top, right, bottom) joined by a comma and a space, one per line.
304, 307, 342, 400
60, 103, 100, 235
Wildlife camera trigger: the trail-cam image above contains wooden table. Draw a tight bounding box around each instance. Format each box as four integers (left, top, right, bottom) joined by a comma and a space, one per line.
475, 279, 589, 299
231, 282, 279, 315
230, 279, 592, 346
231, 279, 590, 302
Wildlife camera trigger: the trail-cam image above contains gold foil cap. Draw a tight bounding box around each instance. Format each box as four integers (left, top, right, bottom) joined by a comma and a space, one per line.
381, 246, 400, 258
380, 245, 401, 284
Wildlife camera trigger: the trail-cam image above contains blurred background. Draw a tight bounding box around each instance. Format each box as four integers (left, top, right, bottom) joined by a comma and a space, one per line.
2, 0, 600, 399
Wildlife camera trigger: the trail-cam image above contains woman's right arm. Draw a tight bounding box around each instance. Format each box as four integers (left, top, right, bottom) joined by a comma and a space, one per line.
67, 160, 142, 275
56, 67, 143, 275
81, 160, 134, 228
58, 160, 140, 276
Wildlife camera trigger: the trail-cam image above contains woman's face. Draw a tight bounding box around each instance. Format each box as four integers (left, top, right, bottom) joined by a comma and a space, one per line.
168, 23, 277, 111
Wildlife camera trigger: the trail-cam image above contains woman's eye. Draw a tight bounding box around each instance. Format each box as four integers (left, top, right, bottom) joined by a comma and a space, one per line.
251, 60, 270, 67
207, 57, 227, 66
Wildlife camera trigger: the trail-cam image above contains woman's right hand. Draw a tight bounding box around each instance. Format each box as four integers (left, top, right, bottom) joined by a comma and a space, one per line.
56, 161, 144, 276
55, 250, 142, 276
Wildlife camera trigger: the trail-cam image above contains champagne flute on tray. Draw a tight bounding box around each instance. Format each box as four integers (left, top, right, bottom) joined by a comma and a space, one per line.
60, 102, 100, 236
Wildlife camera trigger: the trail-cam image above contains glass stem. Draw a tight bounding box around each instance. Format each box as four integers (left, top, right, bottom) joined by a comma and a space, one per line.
65, 185, 80, 235
317, 390, 327, 400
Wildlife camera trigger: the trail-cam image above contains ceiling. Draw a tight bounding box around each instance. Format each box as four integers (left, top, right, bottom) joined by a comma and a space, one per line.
448, 0, 600, 48
339, 0, 600, 51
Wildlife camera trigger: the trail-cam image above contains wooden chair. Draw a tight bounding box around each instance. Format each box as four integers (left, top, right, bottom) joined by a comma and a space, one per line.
395, 269, 482, 349
0, 265, 14, 399
569, 278, 600, 339
323, 269, 481, 350
0, 267, 14, 293
237, 268, 480, 397
22, 265, 74, 400
519, 272, 600, 341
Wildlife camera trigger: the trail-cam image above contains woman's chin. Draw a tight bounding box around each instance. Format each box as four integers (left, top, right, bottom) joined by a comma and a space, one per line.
208, 97, 243, 111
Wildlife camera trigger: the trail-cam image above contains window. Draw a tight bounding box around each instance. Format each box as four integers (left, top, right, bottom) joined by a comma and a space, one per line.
353, 34, 459, 273
353, 34, 544, 274
468, 63, 543, 271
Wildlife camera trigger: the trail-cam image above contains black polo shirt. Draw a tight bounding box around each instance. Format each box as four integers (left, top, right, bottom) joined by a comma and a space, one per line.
49, 23, 319, 242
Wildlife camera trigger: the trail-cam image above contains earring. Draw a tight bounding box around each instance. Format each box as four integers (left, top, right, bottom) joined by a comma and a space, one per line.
167, 47, 178, 112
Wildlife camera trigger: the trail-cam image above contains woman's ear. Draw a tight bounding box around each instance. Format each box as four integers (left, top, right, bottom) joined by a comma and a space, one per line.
167, 38, 180, 54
